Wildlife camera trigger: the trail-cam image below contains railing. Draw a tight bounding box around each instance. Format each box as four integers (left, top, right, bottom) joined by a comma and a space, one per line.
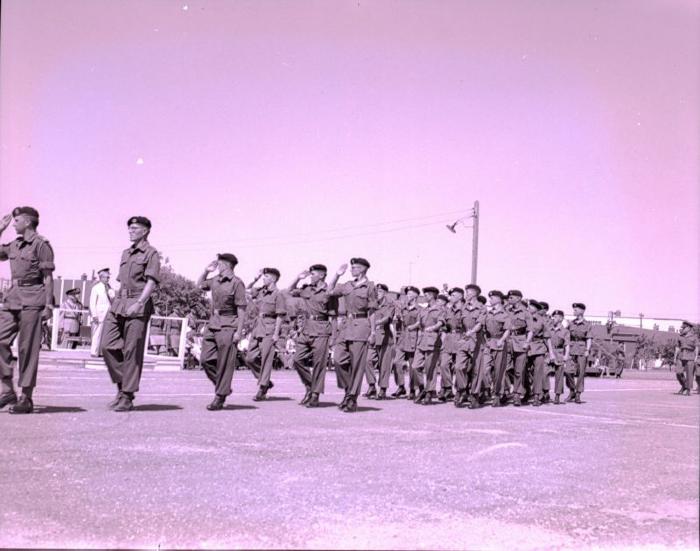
51, 308, 92, 352
144, 316, 189, 366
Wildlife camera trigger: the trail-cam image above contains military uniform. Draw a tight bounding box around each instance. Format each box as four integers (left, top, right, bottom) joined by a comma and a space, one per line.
675, 324, 698, 394
526, 308, 552, 405
566, 314, 592, 400
290, 280, 333, 400
245, 285, 287, 392
199, 272, 247, 402
549, 319, 570, 401
101, 235, 161, 404
366, 293, 396, 397
455, 299, 486, 403
410, 299, 445, 403
482, 302, 512, 404
392, 297, 420, 397
0, 225, 55, 411
506, 301, 533, 403
438, 298, 464, 399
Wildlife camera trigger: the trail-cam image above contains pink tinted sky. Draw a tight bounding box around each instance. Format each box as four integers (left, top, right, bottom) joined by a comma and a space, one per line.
1, 0, 698, 319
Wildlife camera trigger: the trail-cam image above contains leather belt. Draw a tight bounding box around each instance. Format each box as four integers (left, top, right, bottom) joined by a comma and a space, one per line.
119, 289, 143, 298
261, 313, 277, 318
347, 313, 368, 319
214, 309, 237, 316
12, 278, 43, 287
570, 336, 587, 341
511, 328, 527, 336
309, 315, 329, 321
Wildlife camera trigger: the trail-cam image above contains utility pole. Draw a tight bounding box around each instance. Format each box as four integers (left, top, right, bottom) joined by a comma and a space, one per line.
471, 200, 479, 284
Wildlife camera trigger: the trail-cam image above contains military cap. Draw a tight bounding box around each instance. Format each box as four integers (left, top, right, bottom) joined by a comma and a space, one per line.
217, 253, 238, 266
66, 288, 81, 296
476, 295, 487, 305
97, 267, 110, 274
552, 309, 565, 317
263, 267, 281, 279
377, 283, 389, 292
681, 320, 694, 328
507, 289, 523, 298
572, 302, 586, 310
449, 287, 465, 295
12, 206, 39, 220
127, 216, 152, 228
488, 290, 505, 299
465, 283, 482, 294
436, 294, 449, 303
528, 299, 543, 310
309, 264, 327, 273
350, 257, 371, 268
539, 301, 550, 311
422, 286, 439, 295
404, 286, 420, 295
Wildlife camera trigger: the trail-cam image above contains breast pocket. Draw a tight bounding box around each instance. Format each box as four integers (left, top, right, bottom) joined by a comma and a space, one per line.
128, 254, 148, 282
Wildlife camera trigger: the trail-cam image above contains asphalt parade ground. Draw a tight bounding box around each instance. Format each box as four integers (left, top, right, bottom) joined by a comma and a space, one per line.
1, 368, 698, 550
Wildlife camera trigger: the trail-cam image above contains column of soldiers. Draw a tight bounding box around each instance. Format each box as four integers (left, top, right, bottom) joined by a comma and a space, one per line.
0, 207, 697, 415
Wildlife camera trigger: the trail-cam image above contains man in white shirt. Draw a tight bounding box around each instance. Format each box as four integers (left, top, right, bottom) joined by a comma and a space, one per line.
89, 268, 114, 356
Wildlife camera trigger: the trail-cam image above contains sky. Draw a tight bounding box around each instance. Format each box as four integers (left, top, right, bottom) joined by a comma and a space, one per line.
1, 0, 698, 320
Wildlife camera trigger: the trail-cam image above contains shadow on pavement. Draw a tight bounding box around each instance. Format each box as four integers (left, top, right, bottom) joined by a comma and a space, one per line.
132, 404, 183, 412
263, 396, 294, 402
355, 406, 382, 412
223, 404, 258, 411
34, 406, 87, 414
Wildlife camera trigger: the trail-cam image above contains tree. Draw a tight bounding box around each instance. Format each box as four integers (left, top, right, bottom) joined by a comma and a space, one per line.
152, 257, 210, 320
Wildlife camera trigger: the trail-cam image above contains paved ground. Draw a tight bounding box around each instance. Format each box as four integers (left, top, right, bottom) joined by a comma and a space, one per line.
1, 367, 698, 550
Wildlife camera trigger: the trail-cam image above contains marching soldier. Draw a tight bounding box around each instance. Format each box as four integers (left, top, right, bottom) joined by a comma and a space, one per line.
410, 287, 445, 405
673, 321, 698, 396
549, 309, 571, 404
566, 302, 592, 403
245, 268, 286, 401
365, 283, 396, 400
455, 284, 485, 408
288, 264, 334, 408
0, 207, 55, 414
484, 291, 512, 407
538, 300, 552, 402
438, 287, 465, 402
524, 300, 555, 406
391, 286, 420, 398
328, 257, 378, 413
101, 216, 161, 412
197, 253, 247, 410
506, 290, 533, 406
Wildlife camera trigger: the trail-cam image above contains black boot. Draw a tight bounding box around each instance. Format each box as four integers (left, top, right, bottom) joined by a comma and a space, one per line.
113, 394, 134, 412
575, 393, 582, 404
253, 386, 268, 402
306, 393, 320, 408
342, 396, 357, 413
468, 394, 479, 409
9, 395, 33, 414
443, 388, 455, 401
108, 385, 123, 409
364, 385, 377, 399
376, 388, 387, 400
300, 389, 312, 405
414, 387, 426, 404
391, 386, 406, 398
338, 393, 350, 409
207, 395, 225, 411
422, 391, 434, 405
566, 392, 576, 402
554, 394, 561, 405
0, 391, 18, 409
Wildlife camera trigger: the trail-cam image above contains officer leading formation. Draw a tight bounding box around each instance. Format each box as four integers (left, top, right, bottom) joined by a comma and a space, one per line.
0, 208, 697, 414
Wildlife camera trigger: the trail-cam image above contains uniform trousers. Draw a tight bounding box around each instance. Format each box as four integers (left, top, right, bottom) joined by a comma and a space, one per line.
393, 349, 415, 389
335, 340, 369, 397
101, 310, 151, 395
366, 340, 394, 389
411, 346, 441, 392
0, 308, 43, 393
200, 327, 238, 397
245, 336, 276, 388
565, 354, 587, 394
293, 334, 330, 394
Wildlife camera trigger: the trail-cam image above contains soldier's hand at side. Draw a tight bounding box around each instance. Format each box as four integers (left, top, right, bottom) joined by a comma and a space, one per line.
233, 331, 242, 343
41, 305, 53, 321
336, 264, 348, 276
0, 214, 12, 231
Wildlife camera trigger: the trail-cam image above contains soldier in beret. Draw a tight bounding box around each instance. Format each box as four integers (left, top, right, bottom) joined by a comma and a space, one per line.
197, 253, 247, 410
391, 285, 420, 399
505, 289, 533, 406
410, 286, 445, 405
288, 263, 334, 408
0, 207, 56, 414
245, 267, 287, 401
328, 257, 378, 412
524, 300, 555, 406
483, 291, 512, 407
549, 309, 570, 404
101, 216, 161, 412
437, 287, 465, 402
566, 303, 592, 403
538, 301, 552, 402
673, 321, 698, 396
365, 283, 397, 400
454, 284, 486, 408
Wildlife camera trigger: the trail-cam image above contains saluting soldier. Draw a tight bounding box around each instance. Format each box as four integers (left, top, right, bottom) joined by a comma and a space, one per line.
437, 287, 465, 402
524, 300, 555, 406
566, 302, 592, 403
455, 285, 485, 408
365, 283, 396, 400
549, 309, 571, 404
101, 216, 161, 412
391, 285, 420, 399
410, 287, 445, 405
197, 253, 247, 410
288, 264, 334, 408
328, 257, 378, 413
506, 290, 533, 406
483, 290, 512, 407
0, 207, 55, 414
59, 288, 84, 349
245, 268, 286, 401
673, 321, 698, 396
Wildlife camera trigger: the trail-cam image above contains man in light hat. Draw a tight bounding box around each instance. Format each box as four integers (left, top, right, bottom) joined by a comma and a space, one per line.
0, 207, 55, 414
566, 302, 592, 403
89, 268, 114, 356
101, 216, 161, 412
328, 257, 378, 413
245, 267, 287, 401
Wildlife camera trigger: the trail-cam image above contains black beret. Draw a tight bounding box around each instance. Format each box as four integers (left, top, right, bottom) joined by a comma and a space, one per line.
422, 286, 439, 295
539, 301, 550, 311
552, 309, 565, 316
263, 267, 281, 279
12, 206, 39, 219
404, 286, 420, 295
465, 284, 482, 294
507, 289, 523, 298
127, 216, 152, 229
436, 294, 449, 302
476, 295, 487, 305
217, 253, 238, 266
681, 320, 694, 328
572, 302, 586, 310
449, 287, 465, 295
350, 257, 371, 268
309, 264, 327, 273
488, 290, 505, 299
377, 283, 389, 292
528, 299, 543, 310
66, 288, 81, 296
97, 267, 110, 274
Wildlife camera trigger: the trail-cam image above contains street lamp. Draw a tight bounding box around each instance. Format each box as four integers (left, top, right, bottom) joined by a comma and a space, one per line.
445, 200, 480, 284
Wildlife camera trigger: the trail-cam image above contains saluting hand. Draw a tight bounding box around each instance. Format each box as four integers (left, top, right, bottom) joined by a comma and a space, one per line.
205, 260, 218, 273
336, 264, 348, 276
297, 270, 310, 280
0, 214, 12, 232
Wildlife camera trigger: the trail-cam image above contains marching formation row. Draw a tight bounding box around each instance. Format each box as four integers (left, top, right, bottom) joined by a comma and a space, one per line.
1, 208, 698, 414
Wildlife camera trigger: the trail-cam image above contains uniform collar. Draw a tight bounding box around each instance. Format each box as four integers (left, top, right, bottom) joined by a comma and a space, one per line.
352, 277, 369, 288
18, 231, 37, 244
572, 317, 587, 324
218, 272, 234, 282
131, 240, 149, 253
